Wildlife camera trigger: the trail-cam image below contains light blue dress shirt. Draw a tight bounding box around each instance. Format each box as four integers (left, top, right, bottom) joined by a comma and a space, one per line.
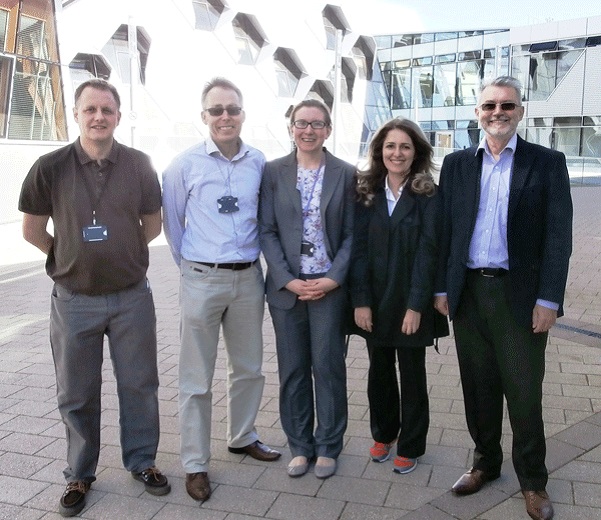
162, 137, 265, 266
467, 134, 515, 270
467, 134, 557, 311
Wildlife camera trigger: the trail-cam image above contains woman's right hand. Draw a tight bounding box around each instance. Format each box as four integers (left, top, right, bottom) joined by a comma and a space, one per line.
354, 306, 373, 332
286, 279, 326, 300
434, 295, 449, 316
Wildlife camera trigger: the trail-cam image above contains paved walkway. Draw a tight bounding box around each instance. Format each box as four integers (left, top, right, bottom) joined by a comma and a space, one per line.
1, 186, 600, 519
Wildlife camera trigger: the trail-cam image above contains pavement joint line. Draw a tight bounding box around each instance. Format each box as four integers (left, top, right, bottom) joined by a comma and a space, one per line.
0, 263, 45, 284
1, 185, 600, 519
554, 322, 601, 341
416, 410, 601, 519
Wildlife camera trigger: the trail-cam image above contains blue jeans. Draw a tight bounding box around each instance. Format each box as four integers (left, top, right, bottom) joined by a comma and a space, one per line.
50, 278, 160, 482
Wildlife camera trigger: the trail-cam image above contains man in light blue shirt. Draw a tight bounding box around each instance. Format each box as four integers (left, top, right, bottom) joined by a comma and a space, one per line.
162, 77, 281, 503
435, 76, 572, 520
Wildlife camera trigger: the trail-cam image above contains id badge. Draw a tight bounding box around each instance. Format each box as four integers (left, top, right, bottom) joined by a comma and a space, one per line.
82, 225, 108, 242
301, 240, 315, 257
217, 195, 239, 214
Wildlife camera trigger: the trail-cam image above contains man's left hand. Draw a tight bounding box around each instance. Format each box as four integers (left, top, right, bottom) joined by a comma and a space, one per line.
532, 304, 557, 333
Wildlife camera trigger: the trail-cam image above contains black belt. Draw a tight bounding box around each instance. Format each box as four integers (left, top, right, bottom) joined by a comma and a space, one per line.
195, 261, 254, 271
468, 268, 508, 278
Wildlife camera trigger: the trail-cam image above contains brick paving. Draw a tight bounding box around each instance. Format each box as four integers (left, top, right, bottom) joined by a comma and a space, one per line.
0, 186, 599, 519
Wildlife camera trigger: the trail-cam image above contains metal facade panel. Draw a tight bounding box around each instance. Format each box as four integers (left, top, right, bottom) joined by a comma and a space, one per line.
526, 52, 586, 118
583, 47, 601, 115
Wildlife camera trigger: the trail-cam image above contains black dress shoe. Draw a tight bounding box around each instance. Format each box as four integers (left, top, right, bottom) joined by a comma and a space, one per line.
228, 440, 281, 461
186, 472, 211, 501
523, 490, 554, 520
451, 468, 499, 495
131, 466, 171, 496
58, 481, 90, 517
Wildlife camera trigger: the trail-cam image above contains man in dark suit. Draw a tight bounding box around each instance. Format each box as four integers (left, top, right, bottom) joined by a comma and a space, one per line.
434, 76, 572, 520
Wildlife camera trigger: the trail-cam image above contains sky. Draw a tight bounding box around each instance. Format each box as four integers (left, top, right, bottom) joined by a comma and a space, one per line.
336, 0, 601, 35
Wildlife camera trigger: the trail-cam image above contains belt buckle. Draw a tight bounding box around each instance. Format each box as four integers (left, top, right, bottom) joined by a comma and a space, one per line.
481, 269, 495, 278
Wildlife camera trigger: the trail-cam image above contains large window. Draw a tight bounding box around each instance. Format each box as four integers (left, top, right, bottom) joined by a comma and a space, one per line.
526, 116, 601, 158
382, 62, 412, 109
101, 24, 151, 85
1, 0, 67, 141
0, 55, 12, 137
414, 66, 433, 108
192, 0, 224, 31
340, 57, 356, 103
232, 13, 265, 65
352, 36, 375, 81
582, 117, 601, 158
455, 119, 480, 149
273, 48, 304, 98
457, 58, 483, 106
0, 8, 8, 50
512, 39, 585, 101
308, 79, 333, 110
432, 61, 456, 107
322, 4, 347, 50
69, 53, 111, 80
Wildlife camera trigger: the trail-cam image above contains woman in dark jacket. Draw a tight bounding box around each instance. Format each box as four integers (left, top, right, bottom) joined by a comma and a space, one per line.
349, 117, 448, 474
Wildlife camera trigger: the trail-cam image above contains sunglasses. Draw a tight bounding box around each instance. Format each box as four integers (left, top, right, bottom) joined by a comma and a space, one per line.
205, 106, 243, 116
292, 120, 328, 129
479, 102, 519, 112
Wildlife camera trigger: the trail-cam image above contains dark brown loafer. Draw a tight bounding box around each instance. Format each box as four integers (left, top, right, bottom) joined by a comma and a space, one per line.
451, 468, 499, 495
228, 440, 281, 461
522, 490, 554, 520
131, 466, 171, 496
58, 481, 91, 517
186, 472, 211, 502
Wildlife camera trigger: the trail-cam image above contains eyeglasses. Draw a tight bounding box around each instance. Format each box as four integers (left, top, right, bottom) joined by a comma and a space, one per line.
479, 102, 519, 112
292, 120, 328, 129
205, 106, 243, 116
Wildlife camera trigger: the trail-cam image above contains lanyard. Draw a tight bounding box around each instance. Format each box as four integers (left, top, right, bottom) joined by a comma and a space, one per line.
81, 159, 112, 224
299, 160, 325, 215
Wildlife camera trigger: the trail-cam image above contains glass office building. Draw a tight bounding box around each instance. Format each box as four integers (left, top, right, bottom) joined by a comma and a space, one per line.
376, 16, 601, 184
1, 0, 392, 224
3, 3, 601, 226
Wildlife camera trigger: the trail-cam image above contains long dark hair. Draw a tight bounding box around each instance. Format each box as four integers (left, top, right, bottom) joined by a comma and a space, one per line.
357, 118, 437, 206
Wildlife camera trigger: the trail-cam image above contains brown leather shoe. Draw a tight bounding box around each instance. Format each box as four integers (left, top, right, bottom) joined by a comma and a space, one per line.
58, 481, 91, 517
522, 490, 554, 520
451, 468, 499, 495
228, 440, 281, 461
185, 472, 211, 502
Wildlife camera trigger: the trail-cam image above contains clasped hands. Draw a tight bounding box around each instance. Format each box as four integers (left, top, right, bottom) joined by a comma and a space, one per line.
286, 277, 338, 301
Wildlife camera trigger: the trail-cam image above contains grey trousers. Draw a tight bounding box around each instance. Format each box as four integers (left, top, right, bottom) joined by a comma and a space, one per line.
178, 259, 265, 473
50, 279, 160, 482
269, 286, 348, 459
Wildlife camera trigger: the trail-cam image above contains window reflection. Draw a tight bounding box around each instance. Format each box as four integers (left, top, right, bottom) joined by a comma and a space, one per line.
2, 1, 66, 142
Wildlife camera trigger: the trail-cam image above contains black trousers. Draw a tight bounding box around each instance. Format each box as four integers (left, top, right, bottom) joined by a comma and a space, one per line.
453, 271, 548, 491
366, 343, 429, 459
